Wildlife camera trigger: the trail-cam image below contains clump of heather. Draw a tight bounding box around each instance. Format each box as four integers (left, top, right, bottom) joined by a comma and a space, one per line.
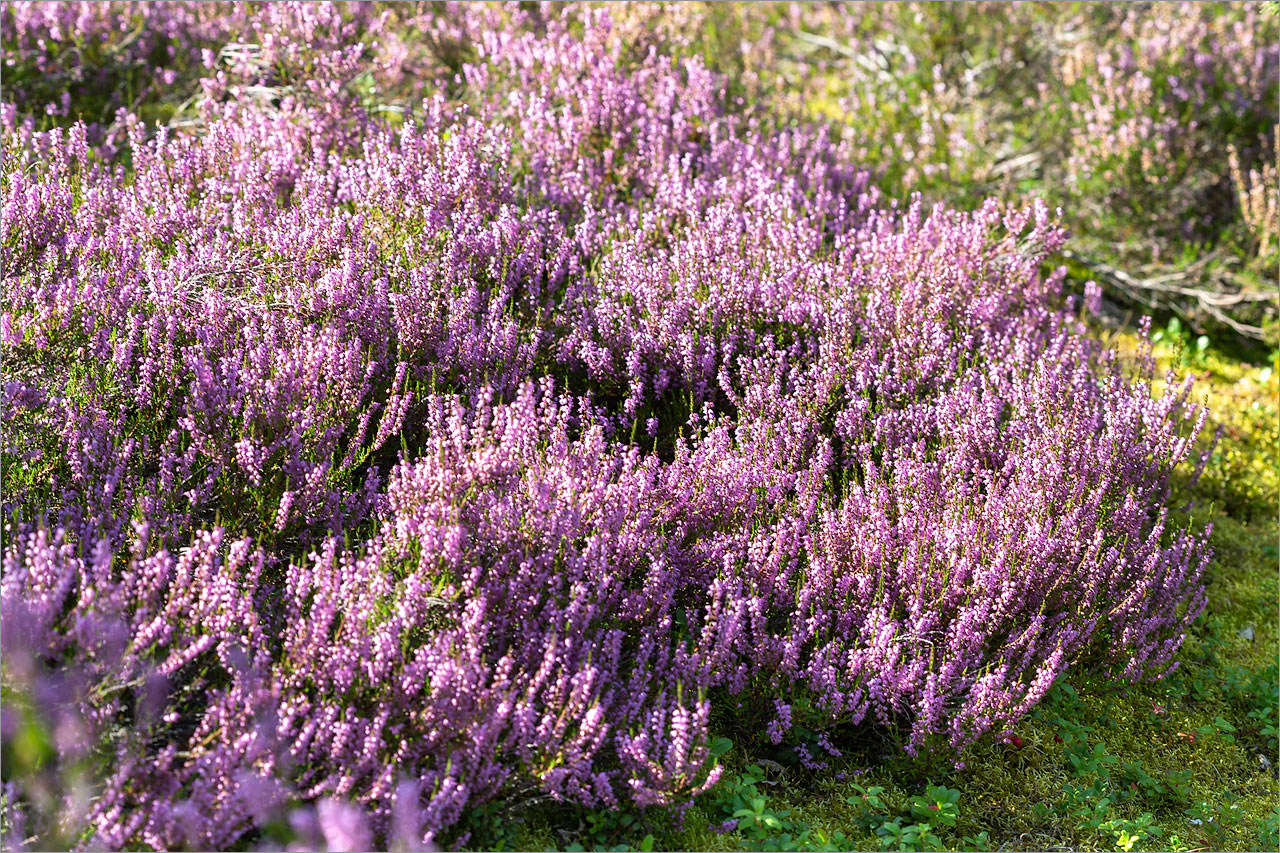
2, 3, 1215, 849
1058, 2, 1278, 246
0, 1, 243, 120
767, 2, 1278, 334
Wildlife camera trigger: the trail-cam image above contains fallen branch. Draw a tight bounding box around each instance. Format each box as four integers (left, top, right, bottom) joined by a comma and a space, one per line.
1062, 249, 1275, 340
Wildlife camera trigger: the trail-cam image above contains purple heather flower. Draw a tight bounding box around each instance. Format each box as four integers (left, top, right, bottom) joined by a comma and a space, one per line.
0, 2, 1230, 848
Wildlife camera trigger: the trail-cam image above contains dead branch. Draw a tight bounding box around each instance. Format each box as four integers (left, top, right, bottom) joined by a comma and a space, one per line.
1062, 249, 1276, 341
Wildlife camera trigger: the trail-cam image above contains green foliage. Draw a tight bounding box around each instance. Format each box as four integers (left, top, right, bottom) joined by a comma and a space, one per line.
707, 763, 853, 851
1257, 808, 1280, 850
832, 783, 969, 852
1150, 318, 1215, 369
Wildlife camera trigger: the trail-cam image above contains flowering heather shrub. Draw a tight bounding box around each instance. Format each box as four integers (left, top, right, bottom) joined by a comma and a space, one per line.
2, 3, 1216, 849
1058, 2, 1278, 242
1229, 128, 1280, 265
0, 1, 243, 119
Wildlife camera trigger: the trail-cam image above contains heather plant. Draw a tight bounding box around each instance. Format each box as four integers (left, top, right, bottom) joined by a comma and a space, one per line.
1229, 128, 1280, 268
1057, 4, 1277, 237
762, 2, 1279, 340
0, 1, 244, 128
0, 2, 1248, 851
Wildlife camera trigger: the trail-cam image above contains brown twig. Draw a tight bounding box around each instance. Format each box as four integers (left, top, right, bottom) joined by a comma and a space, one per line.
1062, 249, 1276, 340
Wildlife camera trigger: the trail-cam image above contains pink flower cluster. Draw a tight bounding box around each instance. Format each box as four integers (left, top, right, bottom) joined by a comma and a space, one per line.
1059, 2, 1278, 235
2, 3, 1213, 849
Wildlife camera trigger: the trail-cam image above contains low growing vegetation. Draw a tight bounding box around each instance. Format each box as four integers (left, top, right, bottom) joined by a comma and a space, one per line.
2, 3, 1276, 851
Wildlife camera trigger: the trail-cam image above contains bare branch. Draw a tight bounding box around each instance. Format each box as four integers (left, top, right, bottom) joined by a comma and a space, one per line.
1062, 249, 1276, 340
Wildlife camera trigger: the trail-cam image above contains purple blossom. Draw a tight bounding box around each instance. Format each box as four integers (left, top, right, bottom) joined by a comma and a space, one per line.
0, 3, 1228, 849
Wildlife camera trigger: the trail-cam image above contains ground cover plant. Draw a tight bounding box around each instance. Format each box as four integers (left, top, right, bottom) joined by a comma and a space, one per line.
1, 3, 1276, 851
